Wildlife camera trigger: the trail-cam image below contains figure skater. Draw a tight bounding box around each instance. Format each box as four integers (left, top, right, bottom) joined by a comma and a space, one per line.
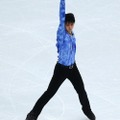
25, 0, 96, 120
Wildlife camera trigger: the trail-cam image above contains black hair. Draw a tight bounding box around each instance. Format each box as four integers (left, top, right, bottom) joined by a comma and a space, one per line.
65, 13, 75, 24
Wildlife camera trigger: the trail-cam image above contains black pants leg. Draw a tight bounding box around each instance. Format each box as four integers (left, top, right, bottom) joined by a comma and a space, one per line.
30, 62, 68, 117
29, 62, 92, 118
67, 63, 91, 112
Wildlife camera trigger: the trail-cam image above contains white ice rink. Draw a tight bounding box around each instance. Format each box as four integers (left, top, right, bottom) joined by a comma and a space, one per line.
0, 0, 120, 120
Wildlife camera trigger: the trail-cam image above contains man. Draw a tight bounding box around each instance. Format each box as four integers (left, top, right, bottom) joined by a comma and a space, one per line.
25, 0, 96, 120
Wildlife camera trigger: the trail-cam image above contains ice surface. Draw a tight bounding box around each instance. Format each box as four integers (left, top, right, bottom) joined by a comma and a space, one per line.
0, 0, 120, 120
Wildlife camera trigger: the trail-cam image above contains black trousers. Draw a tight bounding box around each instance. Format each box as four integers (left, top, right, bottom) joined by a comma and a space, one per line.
30, 61, 92, 117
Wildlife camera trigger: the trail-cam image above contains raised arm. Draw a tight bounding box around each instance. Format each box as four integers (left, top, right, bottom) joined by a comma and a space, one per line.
59, 0, 65, 25
56, 0, 66, 53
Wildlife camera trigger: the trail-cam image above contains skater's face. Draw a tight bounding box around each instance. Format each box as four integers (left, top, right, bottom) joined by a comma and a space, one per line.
65, 22, 74, 35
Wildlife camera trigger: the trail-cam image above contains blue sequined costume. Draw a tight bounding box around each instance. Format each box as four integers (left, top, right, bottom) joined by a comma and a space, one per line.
56, 0, 76, 66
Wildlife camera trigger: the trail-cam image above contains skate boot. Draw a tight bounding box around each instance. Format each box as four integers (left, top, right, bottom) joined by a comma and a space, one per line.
25, 111, 38, 120
82, 108, 96, 120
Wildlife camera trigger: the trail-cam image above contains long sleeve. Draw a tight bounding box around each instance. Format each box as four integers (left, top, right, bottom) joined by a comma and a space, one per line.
59, 0, 65, 25
56, 0, 66, 53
